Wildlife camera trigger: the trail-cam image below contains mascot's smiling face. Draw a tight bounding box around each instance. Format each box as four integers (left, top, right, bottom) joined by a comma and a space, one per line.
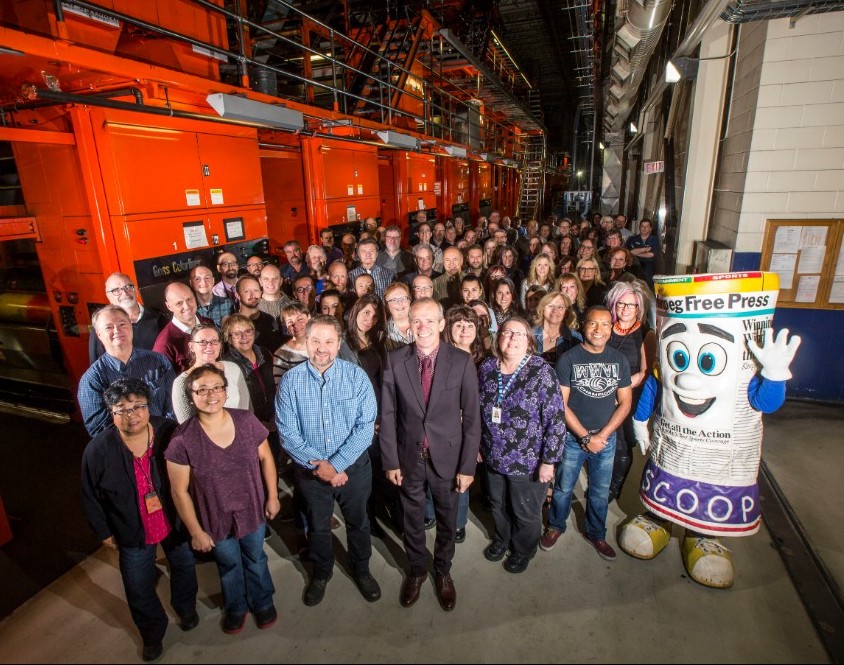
660, 322, 737, 425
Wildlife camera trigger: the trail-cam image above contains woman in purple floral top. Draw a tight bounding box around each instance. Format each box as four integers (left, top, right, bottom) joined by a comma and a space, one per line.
478, 316, 566, 574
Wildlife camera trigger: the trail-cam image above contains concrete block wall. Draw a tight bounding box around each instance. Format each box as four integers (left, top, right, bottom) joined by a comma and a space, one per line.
709, 14, 844, 402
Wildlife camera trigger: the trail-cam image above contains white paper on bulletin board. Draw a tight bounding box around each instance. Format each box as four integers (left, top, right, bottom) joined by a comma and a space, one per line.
770, 253, 796, 290
346, 206, 357, 222
797, 246, 825, 274
829, 277, 844, 304
183, 221, 208, 249
795, 275, 820, 303
773, 225, 801, 253
835, 243, 844, 277
800, 226, 827, 249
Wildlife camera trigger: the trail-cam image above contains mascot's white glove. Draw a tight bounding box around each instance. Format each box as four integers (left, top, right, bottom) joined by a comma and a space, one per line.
633, 419, 650, 456
747, 328, 802, 381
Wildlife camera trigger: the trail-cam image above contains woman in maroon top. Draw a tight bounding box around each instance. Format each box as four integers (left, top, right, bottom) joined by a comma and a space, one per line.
166, 365, 280, 635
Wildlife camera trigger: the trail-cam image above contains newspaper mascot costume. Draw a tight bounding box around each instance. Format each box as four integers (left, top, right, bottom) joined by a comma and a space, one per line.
619, 272, 800, 588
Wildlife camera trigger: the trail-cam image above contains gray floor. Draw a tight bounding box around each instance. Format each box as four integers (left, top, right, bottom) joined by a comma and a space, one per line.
1, 403, 840, 664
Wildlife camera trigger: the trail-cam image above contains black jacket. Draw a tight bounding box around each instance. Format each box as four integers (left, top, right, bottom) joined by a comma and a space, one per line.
81, 416, 183, 547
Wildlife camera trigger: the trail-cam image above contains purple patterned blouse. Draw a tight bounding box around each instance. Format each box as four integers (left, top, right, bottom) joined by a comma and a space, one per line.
478, 354, 566, 476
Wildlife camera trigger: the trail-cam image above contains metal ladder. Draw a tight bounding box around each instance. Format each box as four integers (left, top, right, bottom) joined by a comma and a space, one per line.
518, 134, 546, 220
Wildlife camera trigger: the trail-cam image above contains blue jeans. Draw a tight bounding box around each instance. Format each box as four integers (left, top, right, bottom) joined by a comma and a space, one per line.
118, 532, 197, 646
548, 432, 616, 541
213, 525, 275, 616
425, 486, 470, 529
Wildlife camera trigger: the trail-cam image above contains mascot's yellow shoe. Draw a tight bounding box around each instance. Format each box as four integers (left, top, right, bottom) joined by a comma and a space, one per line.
682, 536, 734, 589
618, 514, 671, 560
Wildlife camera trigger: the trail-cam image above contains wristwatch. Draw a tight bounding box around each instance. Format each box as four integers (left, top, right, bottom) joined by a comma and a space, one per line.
579, 433, 592, 447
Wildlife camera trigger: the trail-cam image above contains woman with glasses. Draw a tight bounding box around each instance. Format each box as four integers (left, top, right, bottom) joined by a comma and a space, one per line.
478, 317, 565, 574
272, 302, 311, 386
171, 324, 250, 423
605, 280, 655, 502
383, 282, 414, 351
222, 314, 275, 438
166, 365, 279, 634
576, 257, 608, 310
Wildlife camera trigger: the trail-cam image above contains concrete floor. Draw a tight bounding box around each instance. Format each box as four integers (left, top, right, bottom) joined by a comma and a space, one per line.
0, 404, 839, 664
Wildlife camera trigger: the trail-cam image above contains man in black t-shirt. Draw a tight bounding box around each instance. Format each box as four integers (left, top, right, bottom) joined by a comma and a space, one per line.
541, 305, 632, 561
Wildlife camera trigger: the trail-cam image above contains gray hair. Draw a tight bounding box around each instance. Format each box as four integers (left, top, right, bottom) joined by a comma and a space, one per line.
409, 297, 444, 320
91, 305, 130, 330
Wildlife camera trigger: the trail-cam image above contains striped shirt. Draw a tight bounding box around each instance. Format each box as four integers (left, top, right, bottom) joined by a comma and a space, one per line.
78, 348, 176, 436
276, 358, 377, 473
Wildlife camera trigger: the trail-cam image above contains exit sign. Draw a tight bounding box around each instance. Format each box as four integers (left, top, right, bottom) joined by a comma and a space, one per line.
644, 161, 664, 175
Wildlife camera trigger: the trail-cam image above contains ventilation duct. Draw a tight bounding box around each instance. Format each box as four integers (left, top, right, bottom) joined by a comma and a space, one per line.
603, 0, 674, 133
722, 0, 844, 23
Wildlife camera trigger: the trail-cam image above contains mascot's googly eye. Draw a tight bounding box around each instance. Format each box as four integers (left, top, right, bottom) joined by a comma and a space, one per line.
667, 341, 690, 372
697, 342, 727, 376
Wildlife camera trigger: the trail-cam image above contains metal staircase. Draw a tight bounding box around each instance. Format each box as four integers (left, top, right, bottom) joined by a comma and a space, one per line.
518, 134, 546, 221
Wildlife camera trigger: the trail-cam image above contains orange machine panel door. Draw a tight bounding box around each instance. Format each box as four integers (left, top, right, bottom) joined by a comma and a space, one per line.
261, 148, 309, 251
98, 123, 204, 215
320, 145, 379, 200
197, 132, 264, 208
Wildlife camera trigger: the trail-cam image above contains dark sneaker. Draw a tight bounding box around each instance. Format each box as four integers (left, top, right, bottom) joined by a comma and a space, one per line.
254, 605, 278, 629
424, 517, 437, 530
584, 535, 617, 561
353, 572, 382, 602
503, 553, 531, 574
179, 611, 199, 631
142, 643, 163, 662
540, 527, 563, 551
455, 528, 466, 543
303, 575, 332, 606
222, 611, 247, 635
483, 540, 508, 562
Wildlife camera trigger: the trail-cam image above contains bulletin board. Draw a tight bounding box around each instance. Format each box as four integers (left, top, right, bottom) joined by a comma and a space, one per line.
760, 219, 844, 309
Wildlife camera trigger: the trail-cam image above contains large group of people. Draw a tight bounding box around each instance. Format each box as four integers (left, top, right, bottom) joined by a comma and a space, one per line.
80, 211, 661, 661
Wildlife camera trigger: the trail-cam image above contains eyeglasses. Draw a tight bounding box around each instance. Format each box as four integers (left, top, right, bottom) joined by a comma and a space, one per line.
106, 284, 136, 297
191, 339, 221, 347
578, 267, 597, 273
246, 261, 266, 270
385, 235, 401, 241
545, 304, 566, 311
386, 296, 410, 305
229, 329, 255, 339
192, 385, 227, 396
218, 261, 238, 269
616, 302, 639, 310
413, 286, 433, 293
500, 330, 528, 339
112, 403, 148, 417
295, 285, 314, 294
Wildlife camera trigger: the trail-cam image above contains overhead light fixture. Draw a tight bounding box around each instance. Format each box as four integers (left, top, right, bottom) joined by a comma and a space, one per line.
599, 142, 605, 150
665, 56, 699, 83
376, 130, 419, 150
576, 170, 583, 177
206, 93, 304, 131
629, 122, 638, 134
444, 145, 468, 158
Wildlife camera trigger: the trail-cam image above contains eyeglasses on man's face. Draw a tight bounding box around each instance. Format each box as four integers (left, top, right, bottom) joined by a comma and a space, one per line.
106, 284, 136, 297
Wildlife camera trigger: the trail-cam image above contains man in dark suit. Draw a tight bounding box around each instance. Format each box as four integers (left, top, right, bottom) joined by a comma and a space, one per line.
380, 298, 481, 612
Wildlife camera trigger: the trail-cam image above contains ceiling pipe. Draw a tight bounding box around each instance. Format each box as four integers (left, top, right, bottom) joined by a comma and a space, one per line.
604, 0, 674, 133
638, 0, 734, 119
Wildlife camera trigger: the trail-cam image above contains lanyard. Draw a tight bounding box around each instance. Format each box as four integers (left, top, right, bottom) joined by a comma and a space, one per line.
497, 355, 529, 406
